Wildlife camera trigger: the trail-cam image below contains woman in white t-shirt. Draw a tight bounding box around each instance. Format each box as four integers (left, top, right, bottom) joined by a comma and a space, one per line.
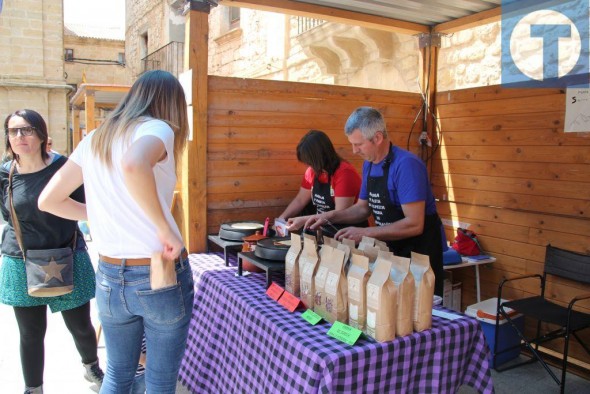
39, 70, 194, 394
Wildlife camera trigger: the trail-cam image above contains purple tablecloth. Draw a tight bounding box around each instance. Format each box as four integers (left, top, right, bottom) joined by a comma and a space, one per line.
179, 254, 494, 393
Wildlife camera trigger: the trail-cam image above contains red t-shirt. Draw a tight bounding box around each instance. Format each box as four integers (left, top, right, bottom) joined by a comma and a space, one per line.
301, 161, 362, 201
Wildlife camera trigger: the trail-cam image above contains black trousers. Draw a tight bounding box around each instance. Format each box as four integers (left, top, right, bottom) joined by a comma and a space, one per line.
13, 302, 98, 388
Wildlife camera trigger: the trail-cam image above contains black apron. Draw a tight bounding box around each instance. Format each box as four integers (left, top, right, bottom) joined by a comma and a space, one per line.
366, 146, 444, 296
312, 174, 368, 238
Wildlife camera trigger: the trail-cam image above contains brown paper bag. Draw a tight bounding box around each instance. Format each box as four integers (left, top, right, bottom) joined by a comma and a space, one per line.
374, 239, 390, 252
366, 255, 397, 342
314, 245, 333, 319
285, 233, 303, 296
342, 238, 356, 249
410, 251, 435, 332
390, 256, 415, 337
347, 252, 370, 331
358, 236, 376, 250
324, 247, 347, 324
336, 243, 351, 275
362, 245, 380, 269
322, 235, 339, 248
150, 252, 177, 290
299, 234, 319, 309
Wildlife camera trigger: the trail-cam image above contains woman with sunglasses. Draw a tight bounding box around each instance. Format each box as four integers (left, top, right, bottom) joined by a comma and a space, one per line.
0, 109, 104, 394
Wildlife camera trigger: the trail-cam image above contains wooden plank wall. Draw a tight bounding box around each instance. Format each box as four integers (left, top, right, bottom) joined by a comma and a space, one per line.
206, 76, 423, 235
434, 85, 590, 362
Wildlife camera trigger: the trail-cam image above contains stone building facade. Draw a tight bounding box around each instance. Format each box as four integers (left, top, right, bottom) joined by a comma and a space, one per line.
125, 0, 185, 79
0, 0, 71, 154
64, 31, 128, 88
125, 2, 421, 92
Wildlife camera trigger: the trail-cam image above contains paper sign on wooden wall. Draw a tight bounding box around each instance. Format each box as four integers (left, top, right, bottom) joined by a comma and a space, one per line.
565, 88, 590, 132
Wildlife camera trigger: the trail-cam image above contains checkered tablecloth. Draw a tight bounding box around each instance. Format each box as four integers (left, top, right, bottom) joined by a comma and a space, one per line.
179, 254, 494, 394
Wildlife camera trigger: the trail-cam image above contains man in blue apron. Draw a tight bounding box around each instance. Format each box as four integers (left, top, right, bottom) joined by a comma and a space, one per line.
306, 107, 444, 296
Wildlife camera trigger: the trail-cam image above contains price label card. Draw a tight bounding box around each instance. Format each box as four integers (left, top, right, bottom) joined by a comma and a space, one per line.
327, 321, 362, 346
266, 282, 285, 301
301, 309, 322, 325
278, 291, 301, 312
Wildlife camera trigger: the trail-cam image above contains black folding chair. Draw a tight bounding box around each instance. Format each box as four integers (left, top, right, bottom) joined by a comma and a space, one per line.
495, 244, 590, 393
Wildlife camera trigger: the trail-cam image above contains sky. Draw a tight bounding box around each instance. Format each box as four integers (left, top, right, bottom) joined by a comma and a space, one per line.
63, 0, 125, 29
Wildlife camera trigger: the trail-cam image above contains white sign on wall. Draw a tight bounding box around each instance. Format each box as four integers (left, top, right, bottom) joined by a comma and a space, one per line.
565, 88, 590, 132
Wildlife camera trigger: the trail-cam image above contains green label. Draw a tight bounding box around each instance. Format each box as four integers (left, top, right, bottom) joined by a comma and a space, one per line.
327, 321, 362, 345
301, 309, 322, 325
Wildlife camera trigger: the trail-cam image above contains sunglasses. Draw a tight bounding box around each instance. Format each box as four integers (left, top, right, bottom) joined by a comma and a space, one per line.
6, 126, 36, 138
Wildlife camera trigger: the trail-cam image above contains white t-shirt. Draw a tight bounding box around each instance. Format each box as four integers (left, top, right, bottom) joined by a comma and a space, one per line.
70, 119, 181, 258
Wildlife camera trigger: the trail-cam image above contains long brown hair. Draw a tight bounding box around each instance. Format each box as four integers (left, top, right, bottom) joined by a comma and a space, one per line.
296, 130, 342, 177
90, 70, 189, 170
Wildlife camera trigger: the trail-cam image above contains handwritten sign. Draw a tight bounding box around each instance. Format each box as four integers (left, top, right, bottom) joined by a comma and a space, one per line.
301, 309, 322, 325
278, 291, 301, 312
327, 321, 362, 346
565, 88, 590, 132
266, 282, 284, 301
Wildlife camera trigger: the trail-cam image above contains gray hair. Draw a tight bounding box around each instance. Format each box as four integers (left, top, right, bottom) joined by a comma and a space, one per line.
344, 106, 387, 139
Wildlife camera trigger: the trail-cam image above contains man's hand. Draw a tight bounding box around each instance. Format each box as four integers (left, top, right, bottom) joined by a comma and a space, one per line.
334, 227, 368, 243
286, 216, 311, 232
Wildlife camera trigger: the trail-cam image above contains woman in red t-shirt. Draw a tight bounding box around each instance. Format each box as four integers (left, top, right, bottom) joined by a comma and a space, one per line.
279, 130, 366, 237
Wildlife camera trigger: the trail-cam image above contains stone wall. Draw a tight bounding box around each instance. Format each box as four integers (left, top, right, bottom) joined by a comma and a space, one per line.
0, 0, 71, 155
207, 6, 420, 92
438, 22, 502, 91
64, 36, 129, 86
126, 0, 172, 79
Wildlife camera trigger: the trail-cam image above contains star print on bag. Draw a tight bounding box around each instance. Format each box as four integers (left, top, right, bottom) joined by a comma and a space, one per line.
41, 257, 68, 283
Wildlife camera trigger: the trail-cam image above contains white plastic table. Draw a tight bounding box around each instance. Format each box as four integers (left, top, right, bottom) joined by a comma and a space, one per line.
444, 256, 496, 303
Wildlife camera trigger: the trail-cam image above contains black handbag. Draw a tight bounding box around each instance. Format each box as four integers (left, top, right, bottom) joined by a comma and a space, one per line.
8, 161, 75, 297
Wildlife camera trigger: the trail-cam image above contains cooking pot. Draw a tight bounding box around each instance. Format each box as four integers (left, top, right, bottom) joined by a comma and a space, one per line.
219, 221, 265, 241
254, 237, 291, 261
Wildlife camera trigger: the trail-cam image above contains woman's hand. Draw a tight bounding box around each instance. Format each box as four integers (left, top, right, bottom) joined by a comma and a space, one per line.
158, 227, 183, 261
304, 214, 329, 231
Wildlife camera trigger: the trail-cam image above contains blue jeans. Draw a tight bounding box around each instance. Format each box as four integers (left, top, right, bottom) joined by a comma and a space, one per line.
96, 256, 194, 394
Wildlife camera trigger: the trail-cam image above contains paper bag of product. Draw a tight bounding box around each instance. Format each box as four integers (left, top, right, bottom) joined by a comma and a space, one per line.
150, 252, 177, 290
374, 239, 390, 252
299, 233, 319, 309
366, 255, 397, 342
358, 236, 376, 250
313, 244, 333, 319
347, 252, 370, 331
336, 243, 351, 275
285, 233, 303, 296
324, 247, 347, 324
390, 256, 415, 337
342, 238, 356, 249
322, 235, 339, 248
410, 252, 435, 332
362, 246, 380, 269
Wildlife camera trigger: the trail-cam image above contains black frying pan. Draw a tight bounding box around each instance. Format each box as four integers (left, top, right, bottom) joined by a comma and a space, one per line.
218, 221, 265, 241
254, 237, 291, 261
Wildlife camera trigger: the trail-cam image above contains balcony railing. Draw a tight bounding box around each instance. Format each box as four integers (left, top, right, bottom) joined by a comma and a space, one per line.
297, 16, 325, 35
141, 41, 185, 77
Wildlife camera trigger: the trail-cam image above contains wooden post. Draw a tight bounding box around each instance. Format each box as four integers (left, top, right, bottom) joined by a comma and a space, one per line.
419, 30, 440, 168
84, 91, 95, 134
71, 107, 81, 149
181, 2, 210, 252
